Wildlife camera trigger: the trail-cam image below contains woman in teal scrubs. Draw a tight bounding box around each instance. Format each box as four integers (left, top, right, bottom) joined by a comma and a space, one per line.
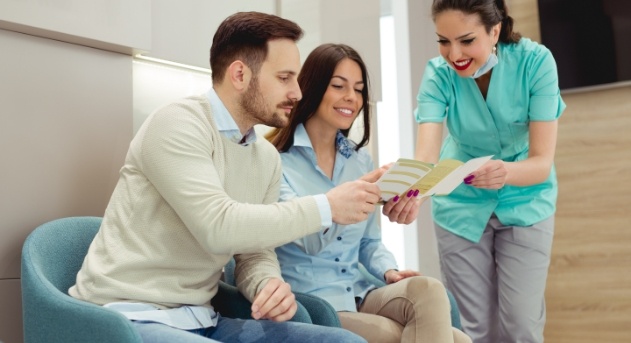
414, 1, 565, 342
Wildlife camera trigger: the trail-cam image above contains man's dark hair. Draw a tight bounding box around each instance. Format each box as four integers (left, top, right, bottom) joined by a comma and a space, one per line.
210, 11, 303, 84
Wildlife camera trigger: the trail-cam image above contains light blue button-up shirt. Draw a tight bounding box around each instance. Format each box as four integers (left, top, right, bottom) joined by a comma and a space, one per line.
276, 124, 398, 312
415, 38, 566, 243
206, 88, 258, 145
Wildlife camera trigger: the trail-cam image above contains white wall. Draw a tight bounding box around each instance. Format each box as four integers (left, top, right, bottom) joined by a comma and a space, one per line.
148, 0, 276, 68
281, 0, 382, 101
0, 2, 383, 342
0, 28, 133, 343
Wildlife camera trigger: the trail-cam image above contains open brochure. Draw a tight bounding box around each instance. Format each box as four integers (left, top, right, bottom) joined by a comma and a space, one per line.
376, 155, 493, 202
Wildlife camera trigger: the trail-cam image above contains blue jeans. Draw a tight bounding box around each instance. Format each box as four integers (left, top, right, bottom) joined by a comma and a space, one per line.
133, 315, 366, 343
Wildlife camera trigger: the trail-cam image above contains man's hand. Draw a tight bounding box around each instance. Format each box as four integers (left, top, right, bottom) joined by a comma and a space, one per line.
359, 163, 393, 183
384, 269, 422, 284
326, 180, 381, 225
251, 278, 297, 322
382, 190, 423, 224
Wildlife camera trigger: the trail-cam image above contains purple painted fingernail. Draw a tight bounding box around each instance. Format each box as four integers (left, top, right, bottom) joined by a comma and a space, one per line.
413, 189, 419, 197
393, 195, 399, 202
407, 190, 414, 197
464, 175, 475, 183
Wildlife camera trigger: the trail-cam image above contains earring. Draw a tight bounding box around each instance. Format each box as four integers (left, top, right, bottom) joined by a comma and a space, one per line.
492, 46, 497, 55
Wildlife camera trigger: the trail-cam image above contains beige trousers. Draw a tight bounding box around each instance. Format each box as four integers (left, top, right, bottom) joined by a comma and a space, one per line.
337, 276, 471, 343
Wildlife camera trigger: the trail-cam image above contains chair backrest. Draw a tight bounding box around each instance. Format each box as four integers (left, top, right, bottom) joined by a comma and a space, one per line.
21, 216, 143, 343
22, 216, 102, 295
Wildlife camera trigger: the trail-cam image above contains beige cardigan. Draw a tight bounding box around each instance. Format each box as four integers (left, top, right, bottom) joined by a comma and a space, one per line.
70, 95, 322, 308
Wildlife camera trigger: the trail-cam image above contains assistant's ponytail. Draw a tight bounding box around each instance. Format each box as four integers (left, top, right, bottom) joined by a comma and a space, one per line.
495, 0, 521, 43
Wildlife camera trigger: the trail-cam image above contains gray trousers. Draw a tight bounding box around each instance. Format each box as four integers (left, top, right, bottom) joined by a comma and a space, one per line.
435, 214, 554, 343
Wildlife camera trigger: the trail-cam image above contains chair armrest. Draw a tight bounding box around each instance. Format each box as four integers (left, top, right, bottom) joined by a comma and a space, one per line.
294, 291, 341, 327
21, 245, 142, 343
446, 288, 462, 330
21, 283, 142, 343
212, 281, 312, 324
212, 281, 255, 320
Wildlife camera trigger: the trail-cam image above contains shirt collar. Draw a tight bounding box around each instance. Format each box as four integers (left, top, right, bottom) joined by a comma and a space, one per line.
293, 123, 313, 148
205, 88, 257, 145
293, 124, 353, 159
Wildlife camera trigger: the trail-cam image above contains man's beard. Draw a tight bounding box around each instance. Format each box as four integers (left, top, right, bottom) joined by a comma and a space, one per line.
239, 76, 294, 129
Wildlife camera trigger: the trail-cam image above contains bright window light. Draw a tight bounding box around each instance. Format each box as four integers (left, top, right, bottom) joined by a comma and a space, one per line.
377, 15, 407, 269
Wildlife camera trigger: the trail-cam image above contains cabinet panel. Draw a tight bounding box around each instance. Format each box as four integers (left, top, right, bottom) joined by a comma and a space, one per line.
0, 279, 22, 343
0, 0, 151, 54
0, 29, 132, 278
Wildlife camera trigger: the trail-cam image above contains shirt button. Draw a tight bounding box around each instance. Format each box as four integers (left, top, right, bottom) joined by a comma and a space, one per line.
337, 236, 342, 241
346, 287, 351, 292
341, 269, 346, 273
335, 258, 340, 262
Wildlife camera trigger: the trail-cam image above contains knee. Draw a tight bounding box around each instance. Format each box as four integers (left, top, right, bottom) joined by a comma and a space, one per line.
399, 276, 449, 306
403, 276, 448, 300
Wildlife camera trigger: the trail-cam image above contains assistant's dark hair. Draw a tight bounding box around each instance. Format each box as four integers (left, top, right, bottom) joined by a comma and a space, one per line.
267, 43, 371, 153
432, 0, 521, 43
210, 11, 303, 84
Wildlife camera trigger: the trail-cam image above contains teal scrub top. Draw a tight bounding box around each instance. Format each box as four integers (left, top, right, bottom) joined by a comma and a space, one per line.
414, 38, 566, 243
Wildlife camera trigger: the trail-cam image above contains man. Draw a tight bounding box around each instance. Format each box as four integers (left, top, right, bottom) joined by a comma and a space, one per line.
69, 11, 379, 343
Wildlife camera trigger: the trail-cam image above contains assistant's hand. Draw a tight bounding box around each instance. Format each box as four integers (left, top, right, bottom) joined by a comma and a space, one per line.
382, 189, 423, 224
251, 278, 297, 322
326, 180, 381, 225
384, 269, 422, 284
464, 159, 508, 189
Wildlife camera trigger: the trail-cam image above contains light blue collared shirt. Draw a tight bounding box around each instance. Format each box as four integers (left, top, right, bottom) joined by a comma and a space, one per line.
276, 124, 398, 312
206, 88, 257, 145
104, 302, 217, 330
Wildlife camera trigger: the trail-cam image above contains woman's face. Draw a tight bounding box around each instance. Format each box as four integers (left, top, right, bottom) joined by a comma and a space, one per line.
313, 58, 364, 131
435, 10, 500, 78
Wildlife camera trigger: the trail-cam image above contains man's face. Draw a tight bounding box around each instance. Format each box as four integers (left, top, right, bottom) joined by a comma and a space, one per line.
239, 39, 302, 128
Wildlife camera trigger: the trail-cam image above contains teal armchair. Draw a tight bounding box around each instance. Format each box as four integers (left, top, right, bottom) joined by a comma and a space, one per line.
21, 216, 142, 343
223, 258, 341, 327
20, 217, 314, 343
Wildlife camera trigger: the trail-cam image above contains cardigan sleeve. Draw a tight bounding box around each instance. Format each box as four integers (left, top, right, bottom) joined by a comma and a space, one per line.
139, 101, 324, 256
234, 159, 285, 301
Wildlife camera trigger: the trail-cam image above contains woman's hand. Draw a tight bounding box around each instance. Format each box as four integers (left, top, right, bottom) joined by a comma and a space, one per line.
382, 190, 423, 224
384, 269, 422, 284
464, 159, 508, 189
